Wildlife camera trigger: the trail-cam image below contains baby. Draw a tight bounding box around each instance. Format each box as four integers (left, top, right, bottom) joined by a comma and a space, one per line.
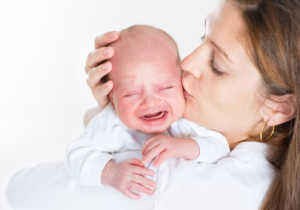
66, 25, 229, 200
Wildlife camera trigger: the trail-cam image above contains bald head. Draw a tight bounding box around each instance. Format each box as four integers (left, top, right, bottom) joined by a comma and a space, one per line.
103, 25, 180, 83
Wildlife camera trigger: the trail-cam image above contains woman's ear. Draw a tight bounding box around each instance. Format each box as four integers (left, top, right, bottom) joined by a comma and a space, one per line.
264, 94, 296, 126
109, 92, 115, 109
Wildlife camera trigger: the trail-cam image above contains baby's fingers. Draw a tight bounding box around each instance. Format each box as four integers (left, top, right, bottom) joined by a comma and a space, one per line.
132, 166, 155, 177
131, 174, 156, 188
152, 151, 169, 167
129, 181, 153, 195
127, 158, 144, 166
141, 145, 163, 165
123, 188, 141, 200
142, 136, 157, 154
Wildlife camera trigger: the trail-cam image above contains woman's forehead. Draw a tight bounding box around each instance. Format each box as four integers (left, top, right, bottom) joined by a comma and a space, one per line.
207, 0, 248, 66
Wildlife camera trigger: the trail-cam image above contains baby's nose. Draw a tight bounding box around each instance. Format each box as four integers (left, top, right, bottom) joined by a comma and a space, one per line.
140, 95, 161, 108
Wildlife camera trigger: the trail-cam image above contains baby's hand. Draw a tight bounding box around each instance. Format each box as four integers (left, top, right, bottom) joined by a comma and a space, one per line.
105, 159, 156, 200
141, 135, 200, 167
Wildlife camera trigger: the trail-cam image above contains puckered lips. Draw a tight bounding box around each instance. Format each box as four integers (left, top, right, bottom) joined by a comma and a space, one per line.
139, 109, 169, 125
183, 88, 193, 98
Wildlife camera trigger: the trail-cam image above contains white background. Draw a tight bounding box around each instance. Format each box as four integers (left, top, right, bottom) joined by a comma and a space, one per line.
0, 0, 219, 209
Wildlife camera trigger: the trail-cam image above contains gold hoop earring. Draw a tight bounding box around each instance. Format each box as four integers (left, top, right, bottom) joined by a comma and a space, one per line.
260, 121, 275, 141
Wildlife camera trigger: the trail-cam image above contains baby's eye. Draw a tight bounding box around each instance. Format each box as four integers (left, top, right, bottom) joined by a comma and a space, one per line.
159, 86, 173, 90
124, 92, 139, 97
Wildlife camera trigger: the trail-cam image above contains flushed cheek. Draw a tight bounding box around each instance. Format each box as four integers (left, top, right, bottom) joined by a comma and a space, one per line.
116, 100, 140, 125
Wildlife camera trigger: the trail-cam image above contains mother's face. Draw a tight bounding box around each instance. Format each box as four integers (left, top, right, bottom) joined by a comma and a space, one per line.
181, 0, 263, 145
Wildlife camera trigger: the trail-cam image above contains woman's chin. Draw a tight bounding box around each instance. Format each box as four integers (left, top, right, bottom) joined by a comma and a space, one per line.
182, 101, 199, 124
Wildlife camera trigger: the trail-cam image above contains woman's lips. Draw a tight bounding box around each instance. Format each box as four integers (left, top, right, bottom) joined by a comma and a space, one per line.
183, 89, 193, 98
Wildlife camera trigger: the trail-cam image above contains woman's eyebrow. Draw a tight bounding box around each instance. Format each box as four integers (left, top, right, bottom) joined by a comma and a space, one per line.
210, 40, 234, 64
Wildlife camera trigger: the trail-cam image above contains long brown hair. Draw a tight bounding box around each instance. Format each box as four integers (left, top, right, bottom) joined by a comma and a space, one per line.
232, 0, 300, 209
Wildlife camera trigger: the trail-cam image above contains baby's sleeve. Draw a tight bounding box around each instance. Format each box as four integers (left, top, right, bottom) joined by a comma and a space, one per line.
169, 119, 230, 164
65, 104, 131, 187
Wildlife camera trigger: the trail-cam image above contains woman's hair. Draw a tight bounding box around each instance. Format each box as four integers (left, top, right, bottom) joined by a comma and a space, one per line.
232, 0, 300, 209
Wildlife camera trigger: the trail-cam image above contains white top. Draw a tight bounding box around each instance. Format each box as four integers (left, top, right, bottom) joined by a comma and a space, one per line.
65, 103, 230, 186
7, 141, 277, 210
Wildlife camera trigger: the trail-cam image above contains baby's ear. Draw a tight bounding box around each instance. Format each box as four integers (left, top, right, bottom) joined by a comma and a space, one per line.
109, 92, 115, 109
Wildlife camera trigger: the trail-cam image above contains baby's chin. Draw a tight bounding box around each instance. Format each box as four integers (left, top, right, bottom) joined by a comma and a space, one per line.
138, 125, 170, 134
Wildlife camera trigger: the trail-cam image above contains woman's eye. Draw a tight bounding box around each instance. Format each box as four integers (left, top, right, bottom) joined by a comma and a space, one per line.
200, 35, 205, 42
209, 56, 224, 76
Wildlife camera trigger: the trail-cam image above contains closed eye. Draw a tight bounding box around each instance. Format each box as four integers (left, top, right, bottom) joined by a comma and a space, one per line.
159, 86, 173, 90
124, 92, 139, 97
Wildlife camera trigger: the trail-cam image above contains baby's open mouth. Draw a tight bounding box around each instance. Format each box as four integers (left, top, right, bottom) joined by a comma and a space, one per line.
142, 111, 167, 120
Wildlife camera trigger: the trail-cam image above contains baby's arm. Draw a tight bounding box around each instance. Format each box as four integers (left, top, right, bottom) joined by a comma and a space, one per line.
141, 118, 230, 166
170, 118, 230, 164
141, 135, 199, 166
66, 104, 155, 199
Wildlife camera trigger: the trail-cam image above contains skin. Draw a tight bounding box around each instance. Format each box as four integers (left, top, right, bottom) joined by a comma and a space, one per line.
181, 0, 265, 149
85, 0, 296, 201
108, 26, 185, 134
99, 26, 200, 200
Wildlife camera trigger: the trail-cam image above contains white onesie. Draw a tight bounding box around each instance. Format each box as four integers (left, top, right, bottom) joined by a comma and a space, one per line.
66, 103, 230, 187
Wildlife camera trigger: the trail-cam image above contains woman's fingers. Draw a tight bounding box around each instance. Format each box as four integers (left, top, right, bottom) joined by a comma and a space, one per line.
87, 81, 113, 108
95, 31, 119, 49
122, 188, 141, 200
86, 47, 114, 73
87, 62, 112, 85
128, 181, 153, 195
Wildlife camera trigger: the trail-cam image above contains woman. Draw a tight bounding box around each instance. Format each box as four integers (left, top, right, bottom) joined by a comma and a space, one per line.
7, 0, 300, 209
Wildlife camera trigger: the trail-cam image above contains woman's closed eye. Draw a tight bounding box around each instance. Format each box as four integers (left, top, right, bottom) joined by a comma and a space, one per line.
209, 56, 224, 76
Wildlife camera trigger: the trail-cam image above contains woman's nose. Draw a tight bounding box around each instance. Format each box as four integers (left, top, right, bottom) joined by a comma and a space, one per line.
140, 94, 161, 109
181, 50, 201, 78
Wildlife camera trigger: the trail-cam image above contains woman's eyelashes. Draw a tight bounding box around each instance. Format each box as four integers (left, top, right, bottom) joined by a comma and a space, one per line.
209, 56, 224, 76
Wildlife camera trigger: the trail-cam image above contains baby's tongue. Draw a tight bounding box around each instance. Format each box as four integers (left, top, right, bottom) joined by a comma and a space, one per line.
143, 111, 164, 120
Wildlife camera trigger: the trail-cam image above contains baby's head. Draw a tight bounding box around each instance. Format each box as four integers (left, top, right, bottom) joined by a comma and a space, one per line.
107, 25, 185, 134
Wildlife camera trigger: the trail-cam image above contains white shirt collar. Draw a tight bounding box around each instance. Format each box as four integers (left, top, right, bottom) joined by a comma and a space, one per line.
229, 142, 270, 164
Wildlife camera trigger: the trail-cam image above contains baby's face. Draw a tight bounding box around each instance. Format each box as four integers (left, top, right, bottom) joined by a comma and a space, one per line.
109, 33, 185, 134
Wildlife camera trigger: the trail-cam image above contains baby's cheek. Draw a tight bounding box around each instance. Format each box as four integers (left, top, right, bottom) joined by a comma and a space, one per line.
117, 101, 138, 128
166, 90, 185, 121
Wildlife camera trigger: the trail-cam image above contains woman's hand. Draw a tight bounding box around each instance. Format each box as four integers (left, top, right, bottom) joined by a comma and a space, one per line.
85, 31, 119, 109
141, 135, 200, 167
101, 159, 156, 200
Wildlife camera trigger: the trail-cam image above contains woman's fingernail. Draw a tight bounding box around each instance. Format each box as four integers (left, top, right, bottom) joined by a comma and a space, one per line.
102, 64, 108, 70
109, 32, 116, 37
104, 48, 109, 55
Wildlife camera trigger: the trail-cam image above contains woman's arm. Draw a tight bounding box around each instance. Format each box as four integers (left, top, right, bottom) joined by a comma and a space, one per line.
85, 31, 119, 109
